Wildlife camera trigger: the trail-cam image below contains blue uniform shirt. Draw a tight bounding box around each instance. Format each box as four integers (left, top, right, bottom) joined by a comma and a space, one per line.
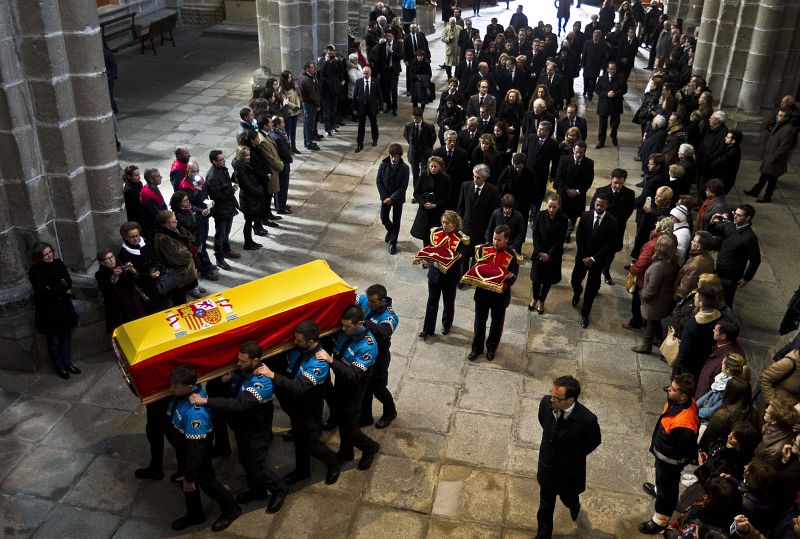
239, 373, 274, 403
334, 326, 378, 371
357, 293, 399, 334
169, 385, 213, 440
287, 344, 330, 386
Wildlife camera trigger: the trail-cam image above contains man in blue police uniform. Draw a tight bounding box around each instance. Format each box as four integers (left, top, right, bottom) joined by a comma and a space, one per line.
258, 320, 341, 486
319, 305, 381, 470
165, 365, 240, 532
189, 341, 288, 514
357, 284, 399, 429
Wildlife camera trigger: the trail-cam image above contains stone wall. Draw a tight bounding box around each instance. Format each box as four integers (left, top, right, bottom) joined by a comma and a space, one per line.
176, 0, 225, 25
0, 0, 122, 370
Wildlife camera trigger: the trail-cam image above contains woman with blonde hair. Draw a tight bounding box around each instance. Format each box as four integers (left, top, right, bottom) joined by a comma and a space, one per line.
498, 88, 524, 149
559, 126, 582, 157
418, 210, 471, 339
632, 234, 680, 354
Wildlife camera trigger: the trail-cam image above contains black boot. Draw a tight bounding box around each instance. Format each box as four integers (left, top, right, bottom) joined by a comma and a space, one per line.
291, 144, 302, 155
172, 490, 206, 530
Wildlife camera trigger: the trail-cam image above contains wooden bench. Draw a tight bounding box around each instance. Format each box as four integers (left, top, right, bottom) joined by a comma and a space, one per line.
137, 11, 178, 55
100, 12, 137, 52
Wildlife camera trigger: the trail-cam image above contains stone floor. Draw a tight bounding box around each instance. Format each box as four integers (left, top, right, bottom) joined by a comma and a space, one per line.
2, 3, 800, 538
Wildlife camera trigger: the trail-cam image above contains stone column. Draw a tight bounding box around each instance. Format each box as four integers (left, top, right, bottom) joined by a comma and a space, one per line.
692, 0, 718, 82
0, 0, 122, 370
738, 0, 788, 115
684, 0, 704, 32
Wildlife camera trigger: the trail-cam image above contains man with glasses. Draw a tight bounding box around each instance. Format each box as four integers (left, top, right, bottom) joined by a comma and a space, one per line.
639, 374, 699, 534
535, 375, 601, 539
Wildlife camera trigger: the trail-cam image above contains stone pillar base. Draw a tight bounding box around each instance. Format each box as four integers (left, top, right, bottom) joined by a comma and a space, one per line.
728, 109, 769, 161
252, 66, 275, 95
417, 3, 436, 35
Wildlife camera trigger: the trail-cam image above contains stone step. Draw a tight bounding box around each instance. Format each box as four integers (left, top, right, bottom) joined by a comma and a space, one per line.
202, 22, 258, 40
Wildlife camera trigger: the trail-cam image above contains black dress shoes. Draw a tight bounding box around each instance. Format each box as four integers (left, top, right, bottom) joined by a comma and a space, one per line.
355, 146, 363, 153
418, 331, 430, 340
264, 220, 280, 228
253, 227, 269, 236
371, 140, 378, 147
467, 352, 479, 361
172, 513, 205, 531
638, 520, 666, 534
375, 412, 397, 429
211, 507, 241, 531
266, 491, 287, 514
571, 295, 580, 308
642, 481, 657, 497
603, 274, 614, 285
358, 445, 379, 470
66, 364, 81, 374
570, 503, 581, 521
595, 143, 605, 149
441, 326, 450, 335
388, 244, 398, 255
283, 469, 311, 485
325, 465, 341, 485
56, 369, 70, 380
611, 136, 618, 146
486, 350, 496, 361
580, 316, 589, 329
384, 232, 391, 243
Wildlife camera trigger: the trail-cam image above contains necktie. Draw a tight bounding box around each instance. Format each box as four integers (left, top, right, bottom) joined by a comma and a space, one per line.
593, 215, 601, 232
414, 124, 419, 144
413, 35, 417, 52
475, 186, 481, 197
549, 76, 553, 85
468, 61, 471, 70
575, 159, 581, 167
480, 95, 485, 106
365, 80, 370, 102
448, 150, 453, 159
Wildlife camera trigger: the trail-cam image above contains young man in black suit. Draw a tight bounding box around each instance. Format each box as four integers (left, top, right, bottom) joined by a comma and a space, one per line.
352, 66, 383, 152
594, 61, 627, 148
522, 120, 561, 223
536, 375, 601, 539
432, 129, 471, 209
403, 107, 437, 186
556, 140, 595, 242
570, 192, 618, 328
590, 168, 635, 284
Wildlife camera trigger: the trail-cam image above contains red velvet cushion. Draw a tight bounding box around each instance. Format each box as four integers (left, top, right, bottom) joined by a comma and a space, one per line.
413, 246, 462, 273
459, 262, 509, 293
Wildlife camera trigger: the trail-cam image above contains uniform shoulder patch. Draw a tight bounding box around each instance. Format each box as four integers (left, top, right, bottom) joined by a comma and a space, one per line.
191, 420, 201, 429
365, 335, 374, 345
253, 383, 264, 389
363, 352, 372, 362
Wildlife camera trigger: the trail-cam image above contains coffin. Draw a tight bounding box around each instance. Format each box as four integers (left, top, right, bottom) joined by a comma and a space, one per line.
113, 260, 355, 403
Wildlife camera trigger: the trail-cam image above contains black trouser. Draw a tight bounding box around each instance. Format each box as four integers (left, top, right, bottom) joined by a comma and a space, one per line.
583, 74, 597, 98
380, 202, 403, 245
408, 151, 427, 186
205, 378, 232, 454
602, 252, 616, 277
630, 286, 644, 328
243, 217, 257, 244
571, 259, 603, 317
597, 113, 620, 144
721, 277, 738, 308
360, 355, 396, 422
654, 458, 683, 519
531, 277, 553, 303
232, 416, 286, 496
277, 170, 290, 212
322, 92, 338, 133
291, 390, 338, 475
472, 288, 509, 354
749, 173, 779, 200
356, 110, 379, 147
381, 73, 399, 112
536, 472, 580, 539
423, 270, 458, 334
178, 456, 238, 519
144, 398, 170, 472
335, 376, 379, 460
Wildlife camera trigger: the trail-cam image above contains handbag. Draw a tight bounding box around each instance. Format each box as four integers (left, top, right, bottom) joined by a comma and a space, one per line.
157, 269, 180, 296
659, 325, 681, 367
625, 273, 635, 293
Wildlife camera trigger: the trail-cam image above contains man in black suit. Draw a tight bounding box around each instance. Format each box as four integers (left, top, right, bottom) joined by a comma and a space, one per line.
455, 50, 479, 90
457, 164, 500, 248
571, 192, 618, 328
497, 57, 527, 98
466, 62, 497, 98
581, 30, 607, 101
370, 33, 402, 115
616, 27, 639, 80
521, 120, 560, 222
352, 66, 382, 152
536, 375, 601, 539
433, 129, 471, 209
456, 117, 482, 154
466, 80, 497, 118
403, 24, 430, 94
403, 107, 437, 186
594, 61, 627, 148
556, 103, 588, 142
477, 105, 496, 135
458, 19, 480, 59
556, 140, 594, 242
536, 61, 563, 110
590, 169, 635, 284
472, 38, 490, 66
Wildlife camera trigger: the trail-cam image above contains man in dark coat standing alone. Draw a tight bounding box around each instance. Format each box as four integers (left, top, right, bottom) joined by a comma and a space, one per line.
376, 144, 410, 254
536, 375, 601, 539
352, 66, 383, 152
594, 61, 627, 148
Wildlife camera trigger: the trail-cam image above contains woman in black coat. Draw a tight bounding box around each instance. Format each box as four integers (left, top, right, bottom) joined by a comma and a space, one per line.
116, 221, 167, 314
497, 89, 524, 150
436, 96, 465, 145
94, 248, 146, 333
410, 156, 450, 245
471, 134, 503, 185
409, 51, 433, 110
530, 194, 568, 314
232, 146, 266, 250
28, 242, 80, 379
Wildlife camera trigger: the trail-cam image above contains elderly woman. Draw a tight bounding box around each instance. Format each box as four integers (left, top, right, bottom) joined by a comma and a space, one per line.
419, 210, 470, 339
28, 242, 80, 379
153, 210, 199, 306
623, 217, 674, 330
695, 178, 727, 232
346, 55, 362, 122
471, 134, 502, 184
441, 18, 462, 79
410, 156, 450, 246
632, 235, 679, 354
116, 221, 167, 313
95, 248, 146, 332
169, 191, 208, 299
632, 183, 673, 260
530, 193, 568, 314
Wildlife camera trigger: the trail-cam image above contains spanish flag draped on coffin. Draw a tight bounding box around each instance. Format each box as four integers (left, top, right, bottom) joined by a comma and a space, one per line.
113, 260, 356, 403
